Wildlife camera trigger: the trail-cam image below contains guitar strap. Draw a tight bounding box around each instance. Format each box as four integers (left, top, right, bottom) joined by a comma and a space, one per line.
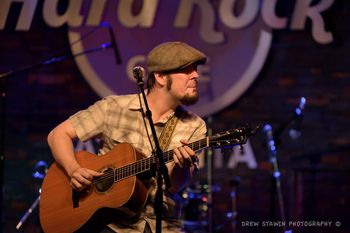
158, 111, 179, 151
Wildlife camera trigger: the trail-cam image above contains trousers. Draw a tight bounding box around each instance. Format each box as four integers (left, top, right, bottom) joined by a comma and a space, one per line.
100, 223, 152, 233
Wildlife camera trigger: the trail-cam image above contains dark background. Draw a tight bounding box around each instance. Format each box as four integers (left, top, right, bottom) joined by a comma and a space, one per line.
0, 1, 349, 233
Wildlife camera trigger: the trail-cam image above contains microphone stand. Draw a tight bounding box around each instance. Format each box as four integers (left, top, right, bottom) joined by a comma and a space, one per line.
262, 98, 306, 233
273, 97, 306, 143
205, 116, 213, 233
16, 195, 40, 231
16, 160, 48, 231
0, 42, 113, 232
134, 71, 171, 233
264, 124, 291, 233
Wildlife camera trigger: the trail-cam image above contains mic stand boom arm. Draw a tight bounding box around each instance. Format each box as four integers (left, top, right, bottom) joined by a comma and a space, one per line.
0, 42, 113, 80
133, 71, 171, 233
272, 97, 306, 143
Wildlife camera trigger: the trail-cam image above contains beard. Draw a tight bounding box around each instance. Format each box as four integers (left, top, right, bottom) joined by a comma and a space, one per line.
166, 75, 199, 106
180, 93, 199, 106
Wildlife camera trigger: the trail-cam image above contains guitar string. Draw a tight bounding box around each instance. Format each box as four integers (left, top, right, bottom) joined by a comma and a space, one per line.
91, 137, 243, 184
92, 137, 242, 184
91, 139, 204, 184
91, 130, 244, 184
91, 138, 210, 184
90, 137, 244, 185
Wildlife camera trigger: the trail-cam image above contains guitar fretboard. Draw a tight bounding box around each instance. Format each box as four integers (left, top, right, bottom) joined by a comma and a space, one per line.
113, 137, 208, 182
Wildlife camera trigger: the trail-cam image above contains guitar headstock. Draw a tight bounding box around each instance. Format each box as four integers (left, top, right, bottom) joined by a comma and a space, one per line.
209, 123, 262, 149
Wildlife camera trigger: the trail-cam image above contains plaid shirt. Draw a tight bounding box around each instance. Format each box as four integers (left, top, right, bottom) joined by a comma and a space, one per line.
69, 94, 206, 232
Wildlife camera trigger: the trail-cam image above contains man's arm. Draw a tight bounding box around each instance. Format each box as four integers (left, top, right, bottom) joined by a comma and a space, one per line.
167, 119, 207, 194
47, 119, 102, 190
167, 140, 198, 194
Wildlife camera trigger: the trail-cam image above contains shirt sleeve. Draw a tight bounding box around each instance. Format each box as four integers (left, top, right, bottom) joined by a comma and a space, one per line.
69, 98, 109, 142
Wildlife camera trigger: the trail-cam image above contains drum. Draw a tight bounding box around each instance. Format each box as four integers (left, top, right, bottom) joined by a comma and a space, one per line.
180, 183, 221, 232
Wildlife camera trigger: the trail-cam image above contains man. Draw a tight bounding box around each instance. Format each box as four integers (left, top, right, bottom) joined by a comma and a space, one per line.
47, 41, 207, 232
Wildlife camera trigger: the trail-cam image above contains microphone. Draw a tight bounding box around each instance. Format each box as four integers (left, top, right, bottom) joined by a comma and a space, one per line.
133, 66, 145, 83
32, 160, 48, 180
289, 97, 306, 139
101, 22, 122, 64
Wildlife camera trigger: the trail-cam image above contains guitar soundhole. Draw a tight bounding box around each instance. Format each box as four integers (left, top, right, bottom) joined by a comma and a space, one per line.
94, 167, 114, 193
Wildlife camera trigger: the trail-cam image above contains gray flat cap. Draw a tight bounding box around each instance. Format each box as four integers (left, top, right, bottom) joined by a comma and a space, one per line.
146, 41, 207, 73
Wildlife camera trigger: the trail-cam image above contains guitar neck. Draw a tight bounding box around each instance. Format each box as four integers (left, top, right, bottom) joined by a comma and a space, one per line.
159, 137, 209, 164
112, 126, 255, 182
113, 137, 209, 182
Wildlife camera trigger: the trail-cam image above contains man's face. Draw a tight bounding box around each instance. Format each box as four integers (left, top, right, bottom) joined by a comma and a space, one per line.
166, 64, 199, 106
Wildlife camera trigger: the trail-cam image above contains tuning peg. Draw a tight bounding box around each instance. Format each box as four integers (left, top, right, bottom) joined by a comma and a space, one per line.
253, 123, 263, 134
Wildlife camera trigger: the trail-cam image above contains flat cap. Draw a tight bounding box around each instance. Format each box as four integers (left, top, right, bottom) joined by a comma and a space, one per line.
146, 41, 207, 73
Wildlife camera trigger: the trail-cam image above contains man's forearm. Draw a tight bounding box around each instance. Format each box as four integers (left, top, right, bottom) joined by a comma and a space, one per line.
47, 127, 80, 176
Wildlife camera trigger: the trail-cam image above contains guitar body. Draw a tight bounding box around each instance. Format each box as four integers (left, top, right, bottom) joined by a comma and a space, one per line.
39, 143, 149, 233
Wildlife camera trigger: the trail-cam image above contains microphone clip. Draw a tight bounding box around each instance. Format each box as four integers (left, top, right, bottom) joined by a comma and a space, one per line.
133, 66, 145, 86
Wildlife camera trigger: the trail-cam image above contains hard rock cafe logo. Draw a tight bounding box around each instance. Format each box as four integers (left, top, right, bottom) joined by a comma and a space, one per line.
1, 0, 334, 117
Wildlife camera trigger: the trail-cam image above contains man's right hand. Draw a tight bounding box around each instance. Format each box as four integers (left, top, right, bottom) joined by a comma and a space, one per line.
70, 167, 103, 191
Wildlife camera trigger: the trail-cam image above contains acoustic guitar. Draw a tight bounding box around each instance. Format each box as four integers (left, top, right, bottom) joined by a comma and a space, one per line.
39, 126, 259, 233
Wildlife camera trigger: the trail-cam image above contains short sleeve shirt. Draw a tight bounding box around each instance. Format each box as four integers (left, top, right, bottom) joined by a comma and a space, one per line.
69, 94, 207, 232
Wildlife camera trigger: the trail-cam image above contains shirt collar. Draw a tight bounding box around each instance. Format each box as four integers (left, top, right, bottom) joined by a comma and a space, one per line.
128, 94, 176, 124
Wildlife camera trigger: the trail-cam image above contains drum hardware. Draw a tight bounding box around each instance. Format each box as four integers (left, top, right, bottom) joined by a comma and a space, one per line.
181, 182, 221, 232
213, 176, 240, 232
228, 176, 240, 232
16, 161, 48, 230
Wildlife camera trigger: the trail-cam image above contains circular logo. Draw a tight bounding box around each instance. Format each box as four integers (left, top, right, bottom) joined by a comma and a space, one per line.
68, 1, 272, 117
